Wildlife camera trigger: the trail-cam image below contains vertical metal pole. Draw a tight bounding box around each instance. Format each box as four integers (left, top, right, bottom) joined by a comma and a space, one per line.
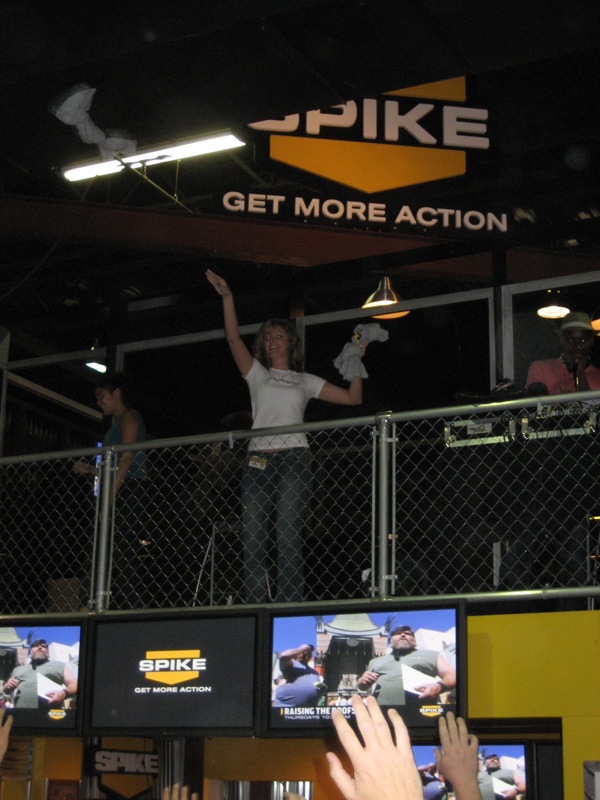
370, 426, 378, 598
95, 447, 115, 611
377, 413, 391, 598
209, 524, 216, 606
500, 283, 514, 388
0, 329, 10, 458
0, 368, 7, 458
159, 738, 186, 794
87, 461, 100, 609
390, 422, 397, 595
491, 248, 506, 385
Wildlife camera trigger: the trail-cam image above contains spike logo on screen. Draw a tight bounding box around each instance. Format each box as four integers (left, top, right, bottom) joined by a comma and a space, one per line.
249, 77, 489, 193
419, 705, 444, 718
138, 649, 207, 686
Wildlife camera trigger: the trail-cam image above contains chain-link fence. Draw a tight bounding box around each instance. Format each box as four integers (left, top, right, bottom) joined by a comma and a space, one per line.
1, 394, 600, 614
392, 402, 600, 597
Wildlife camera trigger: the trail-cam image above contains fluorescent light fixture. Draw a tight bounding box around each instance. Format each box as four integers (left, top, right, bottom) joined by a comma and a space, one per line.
62, 132, 245, 182
85, 361, 107, 373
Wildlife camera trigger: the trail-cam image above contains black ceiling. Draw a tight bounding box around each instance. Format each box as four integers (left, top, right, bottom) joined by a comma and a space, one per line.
2, 0, 600, 375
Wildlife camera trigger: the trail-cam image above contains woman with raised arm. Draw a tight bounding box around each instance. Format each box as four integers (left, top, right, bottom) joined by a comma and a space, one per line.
206, 268, 365, 603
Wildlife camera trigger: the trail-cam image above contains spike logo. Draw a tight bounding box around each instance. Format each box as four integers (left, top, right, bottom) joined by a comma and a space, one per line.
138, 649, 207, 686
249, 77, 488, 193
419, 705, 445, 718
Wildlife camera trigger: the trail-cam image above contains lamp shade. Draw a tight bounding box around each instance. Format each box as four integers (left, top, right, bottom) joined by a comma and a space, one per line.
537, 289, 570, 319
371, 309, 410, 319
362, 276, 399, 308
591, 308, 600, 331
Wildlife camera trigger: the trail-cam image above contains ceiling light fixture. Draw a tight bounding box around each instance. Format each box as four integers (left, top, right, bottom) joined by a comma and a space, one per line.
85, 361, 107, 373
62, 132, 246, 182
536, 289, 570, 319
371, 308, 410, 320
362, 276, 399, 308
362, 276, 410, 318
84, 338, 107, 372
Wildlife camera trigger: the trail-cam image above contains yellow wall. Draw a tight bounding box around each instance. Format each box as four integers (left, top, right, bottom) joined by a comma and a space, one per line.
204, 609, 600, 800
468, 609, 600, 798
16, 610, 600, 800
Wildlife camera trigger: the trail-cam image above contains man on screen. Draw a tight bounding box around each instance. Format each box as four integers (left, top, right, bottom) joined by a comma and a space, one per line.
356, 626, 455, 707
2, 639, 77, 709
272, 643, 325, 708
478, 753, 526, 800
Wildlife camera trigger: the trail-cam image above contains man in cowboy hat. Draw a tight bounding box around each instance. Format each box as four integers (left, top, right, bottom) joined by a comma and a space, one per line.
527, 311, 600, 394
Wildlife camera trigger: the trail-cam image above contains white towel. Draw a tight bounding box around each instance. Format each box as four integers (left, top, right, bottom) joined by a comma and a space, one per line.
333, 323, 388, 380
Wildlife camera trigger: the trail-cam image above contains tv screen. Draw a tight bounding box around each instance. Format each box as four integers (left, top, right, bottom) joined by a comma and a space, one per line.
87, 611, 259, 735
264, 601, 465, 737
412, 741, 528, 799
0, 616, 85, 734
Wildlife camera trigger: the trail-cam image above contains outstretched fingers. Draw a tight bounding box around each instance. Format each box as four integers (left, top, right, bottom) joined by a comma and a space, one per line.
330, 704, 364, 764
326, 745, 358, 800
162, 784, 199, 800
329, 696, 422, 800
386, 707, 414, 754
352, 695, 392, 749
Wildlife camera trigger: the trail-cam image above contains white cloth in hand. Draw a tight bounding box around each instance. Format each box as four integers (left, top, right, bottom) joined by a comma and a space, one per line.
352, 323, 389, 345
333, 322, 388, 381
333, 342, 369, 380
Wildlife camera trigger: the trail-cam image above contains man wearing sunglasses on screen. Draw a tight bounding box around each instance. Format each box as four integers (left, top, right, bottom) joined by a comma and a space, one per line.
356, 626, 456, 708
2, 639, 77, 709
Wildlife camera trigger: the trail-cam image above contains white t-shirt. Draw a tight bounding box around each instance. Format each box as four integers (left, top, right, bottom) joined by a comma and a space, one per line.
244, 359, 326, 451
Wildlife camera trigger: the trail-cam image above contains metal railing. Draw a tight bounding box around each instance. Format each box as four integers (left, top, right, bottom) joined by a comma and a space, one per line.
1, 392, 600, 615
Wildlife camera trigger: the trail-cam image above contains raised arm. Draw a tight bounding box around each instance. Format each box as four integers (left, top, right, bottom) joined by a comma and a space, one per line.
326, 695, 422, 800
434, 712, 481, 800
206, 269, 253, 377
278, 644, 313, 671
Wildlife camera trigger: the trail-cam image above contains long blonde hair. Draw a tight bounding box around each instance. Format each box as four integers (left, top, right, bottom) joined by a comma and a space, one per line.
253, 319, 304, 371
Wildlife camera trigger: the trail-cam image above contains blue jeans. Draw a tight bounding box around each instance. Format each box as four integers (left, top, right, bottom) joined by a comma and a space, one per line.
241, 448, 312, 602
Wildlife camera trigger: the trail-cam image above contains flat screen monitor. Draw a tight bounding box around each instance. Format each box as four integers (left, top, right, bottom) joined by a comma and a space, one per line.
411, 741, 529, 800
263, 600, 465, 738
87, 611, 259, 735
0, 615, 85, 735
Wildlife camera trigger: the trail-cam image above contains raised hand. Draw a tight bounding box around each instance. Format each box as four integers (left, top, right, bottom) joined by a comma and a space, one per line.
326, 695, 422, 800
206, 269, 232, 298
